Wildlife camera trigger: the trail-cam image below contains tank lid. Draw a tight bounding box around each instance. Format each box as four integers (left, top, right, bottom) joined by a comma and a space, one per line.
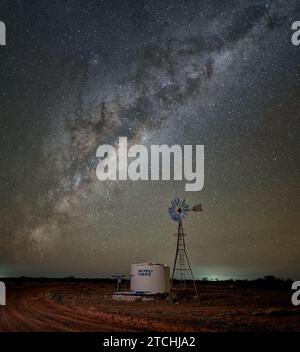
132, 262, 168, 267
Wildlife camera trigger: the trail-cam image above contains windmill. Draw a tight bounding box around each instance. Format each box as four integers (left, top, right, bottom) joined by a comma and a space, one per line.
168, 198, 203, 296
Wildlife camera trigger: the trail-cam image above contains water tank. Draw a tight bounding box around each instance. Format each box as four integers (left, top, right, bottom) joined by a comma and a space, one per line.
130, 262, 170, 294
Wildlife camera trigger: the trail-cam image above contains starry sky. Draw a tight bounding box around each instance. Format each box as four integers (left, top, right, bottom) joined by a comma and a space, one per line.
0, 0, 299, 280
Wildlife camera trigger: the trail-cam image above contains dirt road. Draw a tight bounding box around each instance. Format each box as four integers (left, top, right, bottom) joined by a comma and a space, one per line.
1, 281, 299, 332
0, 283, 132, 332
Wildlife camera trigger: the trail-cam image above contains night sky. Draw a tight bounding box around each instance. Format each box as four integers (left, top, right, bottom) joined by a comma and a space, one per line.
0, 0, 299, 279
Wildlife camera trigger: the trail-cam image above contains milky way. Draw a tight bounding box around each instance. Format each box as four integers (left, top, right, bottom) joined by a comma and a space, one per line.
0, 0, 299, 279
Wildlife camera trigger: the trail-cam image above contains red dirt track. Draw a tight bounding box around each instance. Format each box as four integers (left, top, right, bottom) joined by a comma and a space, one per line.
0, 281, 299, 332
0, 283, 129, 332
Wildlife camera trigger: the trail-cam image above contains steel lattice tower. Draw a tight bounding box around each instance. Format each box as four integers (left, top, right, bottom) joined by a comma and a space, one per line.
168, 198, 203, 297
171, 220, 198, 296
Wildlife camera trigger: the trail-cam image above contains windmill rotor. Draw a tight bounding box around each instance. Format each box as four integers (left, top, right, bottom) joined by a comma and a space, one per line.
168, 197, 190, 222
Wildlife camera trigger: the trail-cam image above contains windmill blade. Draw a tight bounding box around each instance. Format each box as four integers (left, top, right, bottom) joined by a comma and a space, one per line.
192, 203, 203, 212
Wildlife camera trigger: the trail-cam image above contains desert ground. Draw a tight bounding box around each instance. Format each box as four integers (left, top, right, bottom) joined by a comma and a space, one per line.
0, 279, 299, 332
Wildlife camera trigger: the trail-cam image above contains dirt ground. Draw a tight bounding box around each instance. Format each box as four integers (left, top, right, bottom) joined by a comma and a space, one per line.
0, 280, 299, 332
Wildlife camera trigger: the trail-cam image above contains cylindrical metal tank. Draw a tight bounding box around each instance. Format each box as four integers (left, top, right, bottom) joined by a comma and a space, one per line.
130, 262, 170, 294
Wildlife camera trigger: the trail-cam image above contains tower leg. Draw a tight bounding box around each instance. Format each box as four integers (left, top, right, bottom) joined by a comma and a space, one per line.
184, 246, 198, 297
171, 221, 181, 291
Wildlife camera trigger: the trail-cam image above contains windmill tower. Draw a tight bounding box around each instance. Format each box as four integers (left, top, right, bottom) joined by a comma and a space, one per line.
168, 198, 203, 296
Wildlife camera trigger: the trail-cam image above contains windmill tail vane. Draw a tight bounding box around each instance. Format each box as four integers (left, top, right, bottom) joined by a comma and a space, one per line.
192, 203, 203, 212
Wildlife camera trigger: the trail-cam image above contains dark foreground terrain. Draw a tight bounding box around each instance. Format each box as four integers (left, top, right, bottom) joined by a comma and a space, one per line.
0, 279, 299, 332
